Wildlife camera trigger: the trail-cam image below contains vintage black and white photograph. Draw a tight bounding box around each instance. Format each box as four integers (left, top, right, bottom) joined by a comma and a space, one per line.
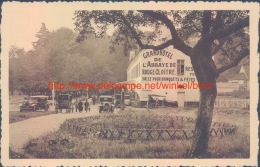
1, 1, 258, 166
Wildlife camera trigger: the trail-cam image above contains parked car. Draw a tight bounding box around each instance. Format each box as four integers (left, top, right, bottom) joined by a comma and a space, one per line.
20, 96, 49, 112
55, 94, 73, 113
124, 94, 131, 106
99, 95, 114, 113
114, 94, 122, 108
165, 101, 178, 107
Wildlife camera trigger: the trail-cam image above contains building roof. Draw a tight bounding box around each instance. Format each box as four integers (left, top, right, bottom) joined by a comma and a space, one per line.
149, 94, 166, 101
242, 65, 249, 79
230, 73, 248, 81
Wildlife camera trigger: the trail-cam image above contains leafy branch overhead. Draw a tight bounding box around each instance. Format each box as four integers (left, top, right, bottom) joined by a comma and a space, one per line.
74, 10, 249, 75
74, 10, 250, 157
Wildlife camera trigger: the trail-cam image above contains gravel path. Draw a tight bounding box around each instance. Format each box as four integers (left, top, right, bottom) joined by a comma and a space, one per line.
9, 104, 108, 153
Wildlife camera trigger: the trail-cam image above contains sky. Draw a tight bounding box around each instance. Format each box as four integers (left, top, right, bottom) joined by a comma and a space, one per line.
1, 2, 161, 52
2, 2, 76, 51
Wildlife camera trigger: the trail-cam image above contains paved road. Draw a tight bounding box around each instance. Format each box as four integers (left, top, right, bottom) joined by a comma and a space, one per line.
9, 104, 120, 153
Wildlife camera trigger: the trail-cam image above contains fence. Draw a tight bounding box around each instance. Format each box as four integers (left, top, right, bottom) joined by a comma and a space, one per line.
63, 122, 237, 141
214, 98, 249, 109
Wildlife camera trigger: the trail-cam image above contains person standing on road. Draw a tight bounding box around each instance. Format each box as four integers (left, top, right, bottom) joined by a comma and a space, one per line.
155, 98, 159, 108
78, 100, 83, 112
146, 97, 150, 112
92, 96, 96, 105
75, 99, 78, 112
84, 99, 90, 112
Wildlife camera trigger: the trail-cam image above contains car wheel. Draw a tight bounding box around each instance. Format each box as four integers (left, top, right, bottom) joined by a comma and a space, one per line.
20, 109, 23, 112
33, 106, 36, 112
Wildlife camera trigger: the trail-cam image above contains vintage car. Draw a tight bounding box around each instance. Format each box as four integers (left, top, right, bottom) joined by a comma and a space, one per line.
99, 95, 114, 113
20, 96, 49, 112
55, 94, 73, 113
114, 94, 122, 108
124, 94, 131, 106
165, 101, 178, 107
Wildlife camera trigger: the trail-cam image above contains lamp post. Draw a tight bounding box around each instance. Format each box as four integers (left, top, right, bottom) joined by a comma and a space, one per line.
52, 82, 55, 107
87, 87, 89, 99
121, 88, 125, 110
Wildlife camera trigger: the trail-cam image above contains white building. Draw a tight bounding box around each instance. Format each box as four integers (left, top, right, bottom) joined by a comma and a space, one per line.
228, 65, 249, 91
126, 47, 200, 108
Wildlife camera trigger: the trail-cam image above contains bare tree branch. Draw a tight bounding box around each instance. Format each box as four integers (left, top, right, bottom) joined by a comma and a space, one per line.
217, 48, 249, 74
201, 11, 212, 37
207, 16, 249, 41
143, 39, 173, 50
138, 10, 192, 56
211, 40, 225, 56
223, 40, 243, 51
118, 13, 144, 48
118, 13, 177, 53
219, 47, 232, 63
211, 38, 242, 57
212, 11, 223, 32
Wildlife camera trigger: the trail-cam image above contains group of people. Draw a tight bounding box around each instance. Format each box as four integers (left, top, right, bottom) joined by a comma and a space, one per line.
75, 96, 96, 112
147, 98, 161, 109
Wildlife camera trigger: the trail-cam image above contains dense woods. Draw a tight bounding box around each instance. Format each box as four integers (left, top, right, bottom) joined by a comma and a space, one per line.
9, 23, 128, 95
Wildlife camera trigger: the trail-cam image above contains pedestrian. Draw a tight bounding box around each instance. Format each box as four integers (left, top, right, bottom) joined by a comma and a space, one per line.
147, 96, 151, 110
78, 101, 83, 112
156, 98, 159, 108
92, 96, 96, 105
84, 100, 90, 112
75, 99, 78, 112
163, 97, 166, 107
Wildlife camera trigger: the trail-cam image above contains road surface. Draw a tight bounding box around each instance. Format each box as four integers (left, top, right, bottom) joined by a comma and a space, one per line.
9, 103, 120, 153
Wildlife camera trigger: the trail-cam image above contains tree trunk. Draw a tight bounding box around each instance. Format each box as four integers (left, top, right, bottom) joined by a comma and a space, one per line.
189, 42, 218, 157
190, 85, 217, 157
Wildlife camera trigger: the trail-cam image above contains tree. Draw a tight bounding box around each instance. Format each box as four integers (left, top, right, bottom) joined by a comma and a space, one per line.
46, 27, 127, 84
9, 45, 26, 95
9, 24, 128, 97
32, 22, 50, 50
74, 10, 249, 157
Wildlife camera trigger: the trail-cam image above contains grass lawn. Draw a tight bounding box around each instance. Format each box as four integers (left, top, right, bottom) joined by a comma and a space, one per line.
22, 107, 249, 159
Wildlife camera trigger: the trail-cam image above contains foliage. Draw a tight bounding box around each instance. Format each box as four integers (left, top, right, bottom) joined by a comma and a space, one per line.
32, 22, 50, 50
73, 10, 250, 157
74, 10, 249, 67
9, 23, 128, 95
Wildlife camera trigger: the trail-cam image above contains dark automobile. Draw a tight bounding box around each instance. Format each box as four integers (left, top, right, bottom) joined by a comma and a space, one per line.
20, 96, 49, 112
124, 94, 131, 106
55, 94, 73, 113
114, 94, 122, 108
165, 101, 178, 107
99, 95, 114, 113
